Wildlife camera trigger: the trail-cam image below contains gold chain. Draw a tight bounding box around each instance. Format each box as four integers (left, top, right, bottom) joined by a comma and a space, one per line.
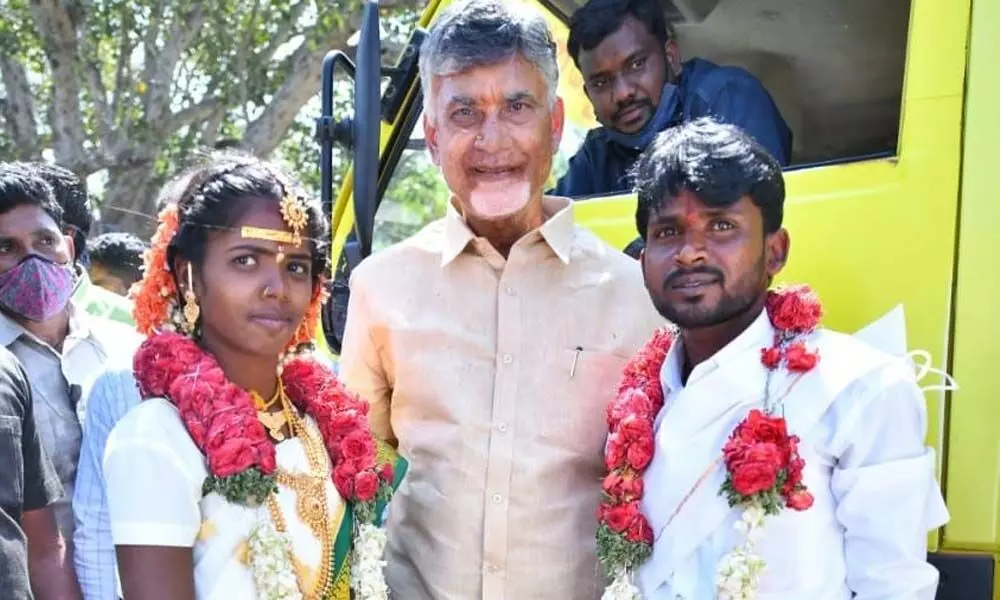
265, 386, 335, 600
253, 383, 287, 441
251, 384, 282, 411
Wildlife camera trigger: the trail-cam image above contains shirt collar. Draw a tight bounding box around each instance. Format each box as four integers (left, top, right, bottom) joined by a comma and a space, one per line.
0, 312, 21, 347
660, 306, 774, 394
0, 302, 93, 350
441, 196, 575, 266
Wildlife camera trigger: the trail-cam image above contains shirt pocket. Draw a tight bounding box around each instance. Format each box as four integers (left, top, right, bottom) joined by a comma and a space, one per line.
538, 348, 629, 457
0, 416, 25, 509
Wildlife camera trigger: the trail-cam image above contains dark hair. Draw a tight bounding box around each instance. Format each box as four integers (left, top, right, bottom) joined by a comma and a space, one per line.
164, 153, 329, 284
87, 232, 148, 285
568, 0, 672, 68
633, 118, 785, 239
29, 163, 92, 260
0, 163, 65, 225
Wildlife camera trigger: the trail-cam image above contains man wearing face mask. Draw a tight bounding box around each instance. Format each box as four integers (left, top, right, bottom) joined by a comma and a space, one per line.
24, 162, 136, 326
552, 0, 792, 199
0, 164, 141, 575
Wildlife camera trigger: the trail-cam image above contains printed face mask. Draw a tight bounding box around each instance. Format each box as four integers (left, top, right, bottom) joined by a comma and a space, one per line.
0, 255, 75, 322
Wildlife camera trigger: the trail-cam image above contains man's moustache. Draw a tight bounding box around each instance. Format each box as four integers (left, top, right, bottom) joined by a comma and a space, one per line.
613, 99, 653, 121
664, 266, 725, 288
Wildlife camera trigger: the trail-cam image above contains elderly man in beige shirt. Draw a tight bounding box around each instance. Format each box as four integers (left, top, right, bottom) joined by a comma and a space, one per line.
340, 1, 664, 598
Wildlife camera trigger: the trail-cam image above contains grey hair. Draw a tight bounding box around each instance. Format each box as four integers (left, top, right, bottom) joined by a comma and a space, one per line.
419, 0, 559, 120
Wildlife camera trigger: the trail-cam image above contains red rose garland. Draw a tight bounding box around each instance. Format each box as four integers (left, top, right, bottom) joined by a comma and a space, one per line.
597, 285, 823, 582
133, 332, 394, 520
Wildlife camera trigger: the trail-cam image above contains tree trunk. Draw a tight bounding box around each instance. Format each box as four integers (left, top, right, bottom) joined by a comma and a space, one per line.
102, 161, 162, 237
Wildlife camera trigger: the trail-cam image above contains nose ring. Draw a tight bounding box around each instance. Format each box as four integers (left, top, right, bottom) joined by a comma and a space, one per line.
263, 286, 273, 298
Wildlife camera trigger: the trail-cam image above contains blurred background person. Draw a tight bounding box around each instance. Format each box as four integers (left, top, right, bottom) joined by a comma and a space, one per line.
86, 233, 148, 297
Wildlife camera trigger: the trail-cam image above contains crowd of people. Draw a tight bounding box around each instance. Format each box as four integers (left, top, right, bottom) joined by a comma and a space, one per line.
0, 0, 946, 599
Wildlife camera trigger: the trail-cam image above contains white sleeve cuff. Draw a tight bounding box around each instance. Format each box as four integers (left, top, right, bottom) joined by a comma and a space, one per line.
111, 521, 199, 548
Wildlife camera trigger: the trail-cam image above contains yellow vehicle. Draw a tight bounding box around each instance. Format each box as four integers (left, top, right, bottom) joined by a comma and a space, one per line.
315, 0, 998, 597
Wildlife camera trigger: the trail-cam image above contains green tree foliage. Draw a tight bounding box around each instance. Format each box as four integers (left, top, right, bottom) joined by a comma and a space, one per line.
0, 0, 423, 234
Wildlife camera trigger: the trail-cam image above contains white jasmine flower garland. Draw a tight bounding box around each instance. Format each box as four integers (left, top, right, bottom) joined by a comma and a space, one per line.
602, 567, 642, 600
351, 522, 391, 599
247, 521, 303, 600
715, 506, 768, 600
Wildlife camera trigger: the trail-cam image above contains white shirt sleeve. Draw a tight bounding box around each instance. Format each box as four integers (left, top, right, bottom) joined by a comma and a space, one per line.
103, 398, 204, 547
830, 360, 949, 600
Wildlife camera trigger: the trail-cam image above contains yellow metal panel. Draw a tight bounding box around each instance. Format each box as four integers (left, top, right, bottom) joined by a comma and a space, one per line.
943, 0, 1000, 553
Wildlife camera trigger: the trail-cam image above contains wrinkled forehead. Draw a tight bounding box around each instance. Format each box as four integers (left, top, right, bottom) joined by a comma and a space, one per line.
429, 55, 547, 110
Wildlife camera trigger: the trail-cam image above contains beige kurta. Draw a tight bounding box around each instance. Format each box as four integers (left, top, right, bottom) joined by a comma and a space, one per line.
340, 196, 665, 600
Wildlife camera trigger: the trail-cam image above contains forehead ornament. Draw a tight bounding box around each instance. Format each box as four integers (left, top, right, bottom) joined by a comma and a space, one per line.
239, 192, 310, 247
280, 192, 309, 247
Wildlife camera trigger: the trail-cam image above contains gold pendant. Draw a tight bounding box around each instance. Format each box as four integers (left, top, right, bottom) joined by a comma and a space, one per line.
296, 478, 328, 539
257, 410, 287, 441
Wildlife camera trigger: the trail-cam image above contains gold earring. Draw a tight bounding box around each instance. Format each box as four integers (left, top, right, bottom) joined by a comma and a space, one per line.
183, 263, 200, 333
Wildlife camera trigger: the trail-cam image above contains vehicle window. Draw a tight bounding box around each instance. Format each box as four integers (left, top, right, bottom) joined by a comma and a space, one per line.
548, 0, 911, 168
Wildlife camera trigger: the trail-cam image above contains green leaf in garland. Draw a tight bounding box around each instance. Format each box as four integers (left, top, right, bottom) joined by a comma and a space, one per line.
202, 468, 278, 506
354, 499, 376, 525
597, 523, 651, 574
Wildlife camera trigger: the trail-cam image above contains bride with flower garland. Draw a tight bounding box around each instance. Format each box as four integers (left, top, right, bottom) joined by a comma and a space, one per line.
102, 155, 405, 600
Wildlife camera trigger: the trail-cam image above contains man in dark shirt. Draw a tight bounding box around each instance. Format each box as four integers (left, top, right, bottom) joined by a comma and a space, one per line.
553, 0, 792, 198
0, 345, 81, 599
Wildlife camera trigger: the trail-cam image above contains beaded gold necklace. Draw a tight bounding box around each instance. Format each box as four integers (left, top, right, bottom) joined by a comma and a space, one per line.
264, 386, 336, 599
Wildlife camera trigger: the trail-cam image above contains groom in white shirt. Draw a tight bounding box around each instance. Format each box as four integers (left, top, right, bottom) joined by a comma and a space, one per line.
599, 118, 948, 599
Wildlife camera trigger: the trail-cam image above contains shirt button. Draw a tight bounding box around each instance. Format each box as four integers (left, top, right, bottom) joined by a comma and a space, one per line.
502, 354, 513, 364
505, 286, 516, 296
497, 423, 508, 433
491, 493, 503, 504
485, 564, 500, 574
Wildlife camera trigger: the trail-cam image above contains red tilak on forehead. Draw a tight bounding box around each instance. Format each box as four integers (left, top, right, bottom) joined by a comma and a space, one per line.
678, 192, 699, 228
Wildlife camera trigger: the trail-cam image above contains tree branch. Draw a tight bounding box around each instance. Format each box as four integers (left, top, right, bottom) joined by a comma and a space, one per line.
260, 1, 311, 62
29, 0, 89, 169
241, 31, 351, 157
110, 7, 136, 124
0, 54, 40, 156
143, 3, 206, 127
166, 97, 224, 132
200, 106, 228, 147
77, 35, 113, 148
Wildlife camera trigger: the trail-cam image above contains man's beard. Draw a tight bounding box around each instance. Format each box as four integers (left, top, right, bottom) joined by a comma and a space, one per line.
652, 255, 766, 329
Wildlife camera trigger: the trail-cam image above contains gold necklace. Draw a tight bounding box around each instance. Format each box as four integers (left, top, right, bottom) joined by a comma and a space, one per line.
266, 388, 335, 599
252, 383, 287, 441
